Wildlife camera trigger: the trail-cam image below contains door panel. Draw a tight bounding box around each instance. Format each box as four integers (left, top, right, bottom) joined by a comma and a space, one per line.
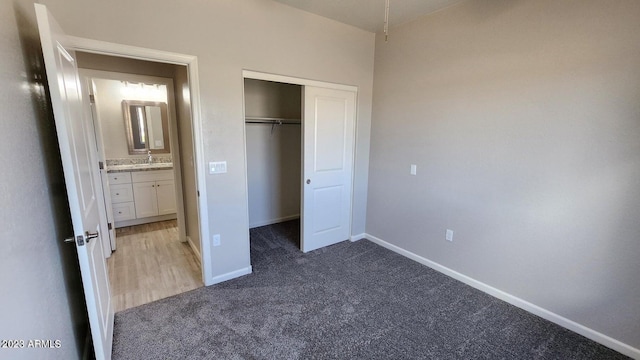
133, 181, 158, 218
312, 185, 343, 233
81, 74, 117, 252
302, 86, 356, 252
35, 4, 114, 360
314, 97, 347, 171
157, 180, 177, 215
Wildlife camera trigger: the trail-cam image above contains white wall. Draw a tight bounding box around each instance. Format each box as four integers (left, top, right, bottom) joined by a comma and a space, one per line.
1, 1, 88, 358
174, 66, 201, 253
367, 0, 640, 352
40, 0, 375, 279
245, 79, 301, 228
244, 79, 302, 120
246, 124, 301, 227
91, 77, 170, 160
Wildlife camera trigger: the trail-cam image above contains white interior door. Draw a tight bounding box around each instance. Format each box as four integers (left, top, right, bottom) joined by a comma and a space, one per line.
35, 4, 114, 360
80, 73, 117, 254
302, 86, 356, 252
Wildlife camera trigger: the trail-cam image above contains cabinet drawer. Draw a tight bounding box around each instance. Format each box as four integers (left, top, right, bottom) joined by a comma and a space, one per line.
110, 184, 134, 203
108, 172, 132, 184
131, 170, 173, 183
112, 202, 136, 221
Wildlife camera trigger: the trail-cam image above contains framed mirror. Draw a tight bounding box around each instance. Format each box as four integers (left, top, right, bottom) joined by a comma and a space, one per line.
122, 100, 170, 154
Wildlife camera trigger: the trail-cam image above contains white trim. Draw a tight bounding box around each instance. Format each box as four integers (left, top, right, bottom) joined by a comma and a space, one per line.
66, 36, 214, 286
186, 236, 201, 266
249, 215, 300, 229
243, 70, 358, 92
67, 36, 194, 64
211, 266, 252, 285
350, 233, 366, 242
364, 233, 640, 359
114, 214, 177, 228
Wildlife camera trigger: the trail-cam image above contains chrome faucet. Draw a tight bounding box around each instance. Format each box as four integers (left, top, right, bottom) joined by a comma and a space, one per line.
147, 150, 153, 164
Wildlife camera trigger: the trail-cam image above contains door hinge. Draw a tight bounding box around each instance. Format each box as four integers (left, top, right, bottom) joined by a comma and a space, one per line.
76, 235, 85, 246
197, 190, 200, 197
89, 94, 95, 104
99, 161, 104, 170
108, 222, 113, 230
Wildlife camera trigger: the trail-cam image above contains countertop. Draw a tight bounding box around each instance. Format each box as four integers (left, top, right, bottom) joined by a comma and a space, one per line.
106, 163, 174, 173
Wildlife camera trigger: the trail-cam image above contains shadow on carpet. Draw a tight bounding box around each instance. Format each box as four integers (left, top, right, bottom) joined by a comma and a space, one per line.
112, 220, 629, 359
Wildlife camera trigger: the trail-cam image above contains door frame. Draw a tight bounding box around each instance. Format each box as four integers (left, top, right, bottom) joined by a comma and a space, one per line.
241, 70, 358, 251
79, 70, 188, 244
68, 36, 214, 285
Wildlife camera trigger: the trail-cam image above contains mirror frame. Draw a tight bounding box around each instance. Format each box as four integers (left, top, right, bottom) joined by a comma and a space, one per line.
122, 100, 170, 155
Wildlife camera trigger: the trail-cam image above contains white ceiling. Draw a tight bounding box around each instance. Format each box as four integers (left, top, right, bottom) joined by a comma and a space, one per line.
272, 0, 466, 33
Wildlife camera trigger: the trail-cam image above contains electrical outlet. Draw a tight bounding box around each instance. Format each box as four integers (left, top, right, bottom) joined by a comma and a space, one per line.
445, 229, 454, 242
213, 234, 221, 246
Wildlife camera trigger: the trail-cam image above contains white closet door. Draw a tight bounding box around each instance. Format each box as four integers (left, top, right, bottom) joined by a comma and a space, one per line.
302, 86, 356, 252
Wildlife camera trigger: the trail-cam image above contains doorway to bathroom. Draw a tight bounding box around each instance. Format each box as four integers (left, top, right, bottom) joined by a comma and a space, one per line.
77, 53, 203, 312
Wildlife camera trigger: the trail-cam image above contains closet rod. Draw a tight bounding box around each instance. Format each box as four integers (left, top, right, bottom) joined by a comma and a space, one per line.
245, 116, 301, 125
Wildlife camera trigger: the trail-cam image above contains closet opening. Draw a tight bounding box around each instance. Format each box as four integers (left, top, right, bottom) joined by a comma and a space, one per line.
243, 70, 357, 258
244, 78, 303, 257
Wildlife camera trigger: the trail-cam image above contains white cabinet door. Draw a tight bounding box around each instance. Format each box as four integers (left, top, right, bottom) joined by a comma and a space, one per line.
35, 4, 113, 359
302, 86, 356, 253
156, 179, 177, 215
133, 181, 158, 218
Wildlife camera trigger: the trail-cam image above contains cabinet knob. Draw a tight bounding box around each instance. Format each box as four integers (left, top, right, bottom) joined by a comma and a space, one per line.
116, 193, 120, 195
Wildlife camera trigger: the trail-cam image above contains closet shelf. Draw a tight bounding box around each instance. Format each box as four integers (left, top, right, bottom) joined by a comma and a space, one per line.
245, 116, 301, 125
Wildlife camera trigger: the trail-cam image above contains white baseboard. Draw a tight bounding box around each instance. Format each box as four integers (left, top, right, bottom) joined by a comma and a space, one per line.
249, 215, 300, 229
211, 266, 252, 285
350, 233, 366, 242
364, 233, 640, 359
186, 236, 201, 266
114, 213, 177, 228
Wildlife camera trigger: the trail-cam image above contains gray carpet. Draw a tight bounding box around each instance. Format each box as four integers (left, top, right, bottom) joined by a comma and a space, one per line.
112, 220, 629, 359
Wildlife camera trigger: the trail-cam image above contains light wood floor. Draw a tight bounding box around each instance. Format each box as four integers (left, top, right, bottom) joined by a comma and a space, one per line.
107, 220, 202, 312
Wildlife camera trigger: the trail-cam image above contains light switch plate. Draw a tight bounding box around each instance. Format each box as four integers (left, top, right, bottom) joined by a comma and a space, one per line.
446, 229, 454, 242
209, 161, 227, 174
410, 164, 417, 175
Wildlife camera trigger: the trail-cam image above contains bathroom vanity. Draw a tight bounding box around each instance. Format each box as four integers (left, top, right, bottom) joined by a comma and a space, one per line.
107, 163, 176, 228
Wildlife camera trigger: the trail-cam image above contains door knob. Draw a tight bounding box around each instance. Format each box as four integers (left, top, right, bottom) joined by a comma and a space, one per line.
64, 235, 83, 246
306, 179, 311, 184
85, 230, 99, 243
